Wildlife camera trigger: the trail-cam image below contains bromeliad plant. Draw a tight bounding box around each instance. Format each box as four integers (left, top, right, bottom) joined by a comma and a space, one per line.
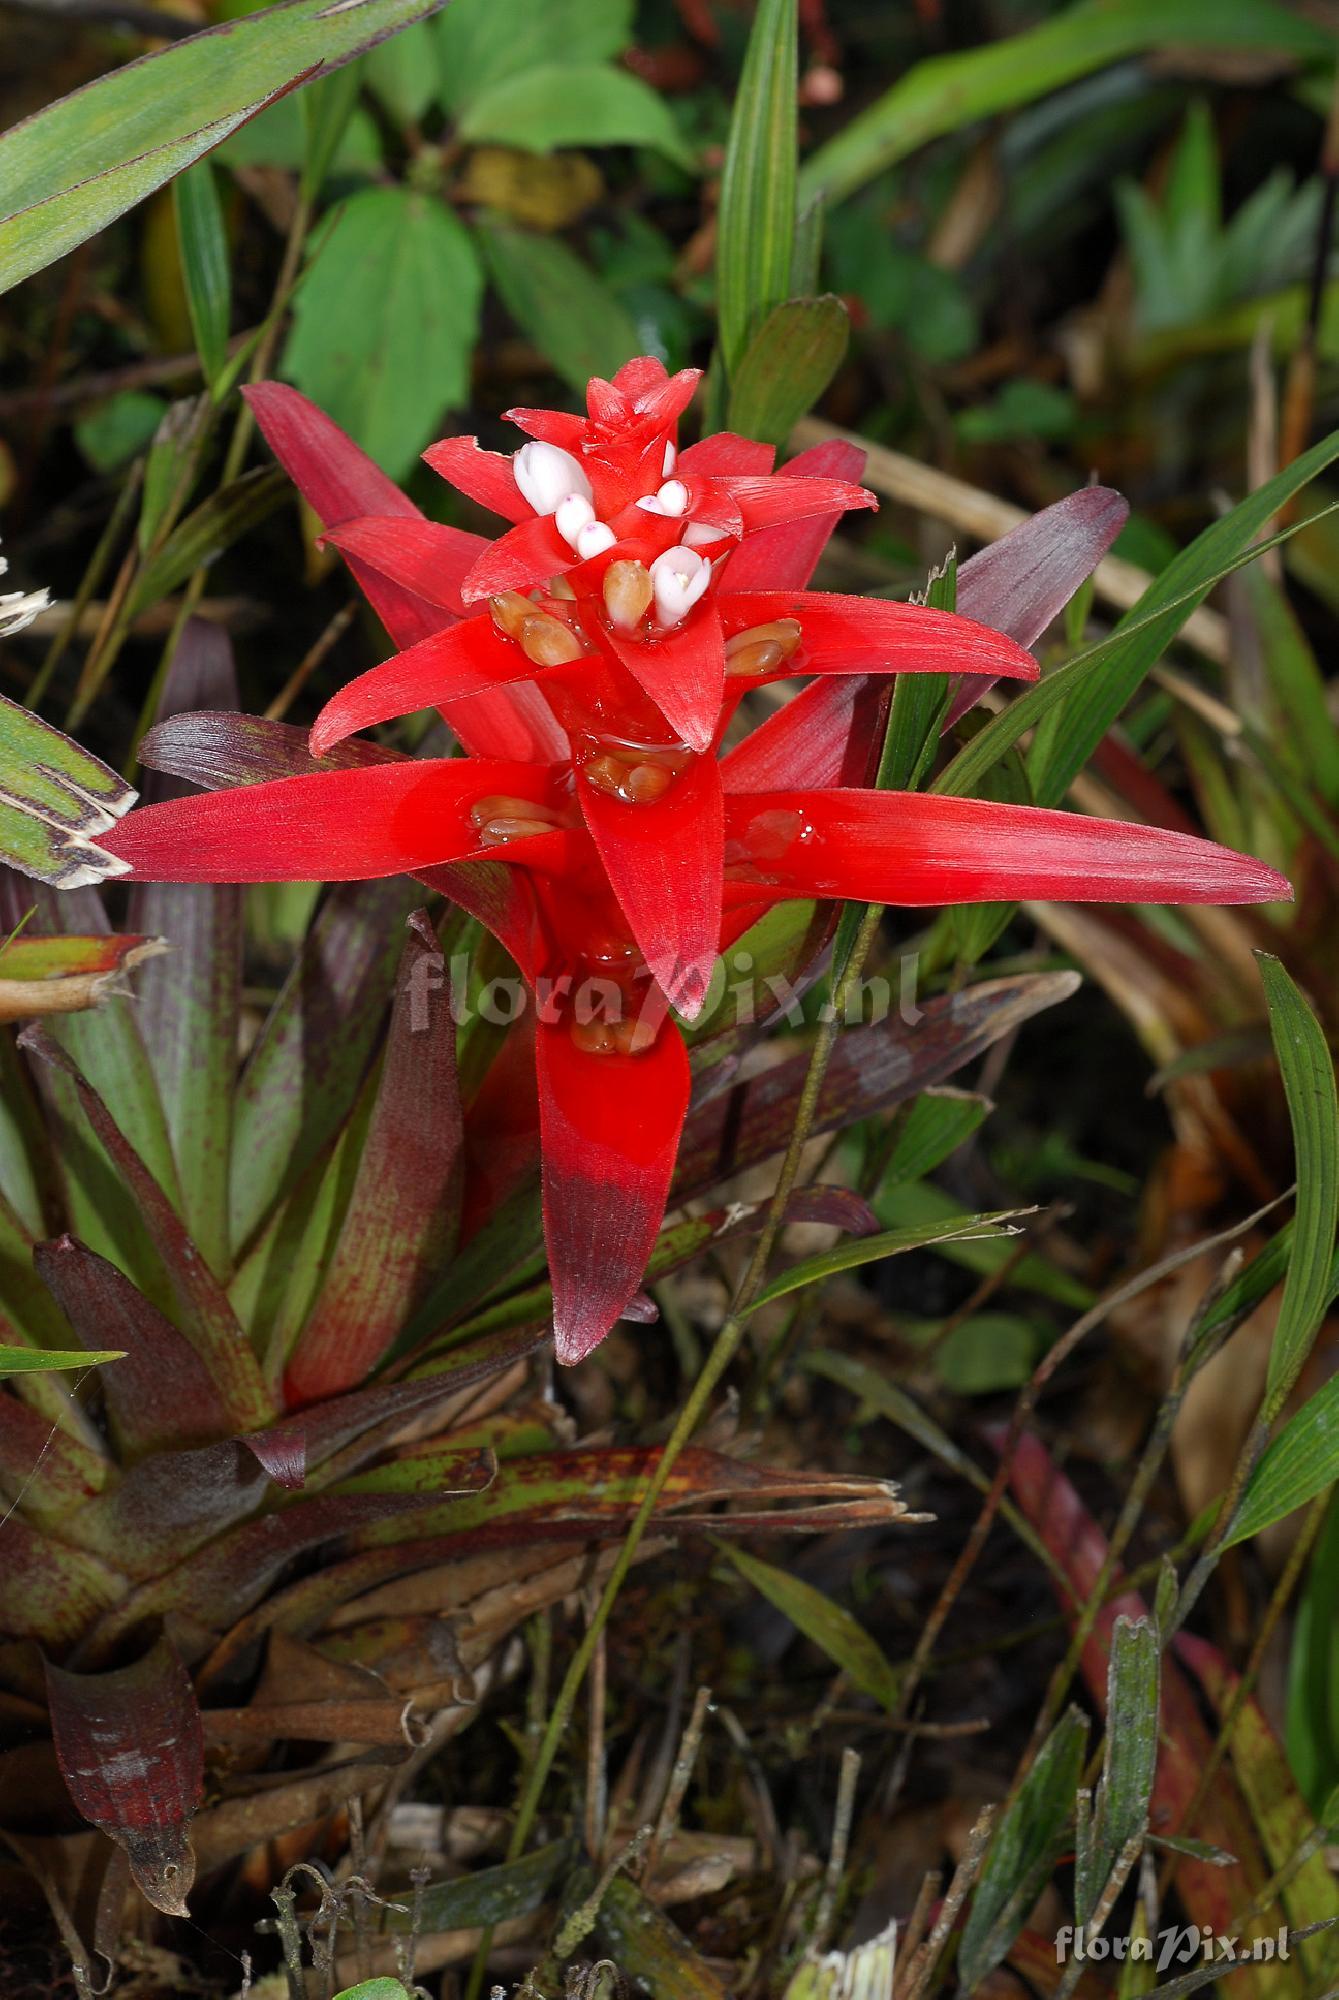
99, 357, 1291, 1363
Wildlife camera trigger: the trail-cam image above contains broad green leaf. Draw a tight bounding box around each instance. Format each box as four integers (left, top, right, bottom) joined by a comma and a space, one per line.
365, 21, 440, 125
380, 1838, 574, 1932
743, 1208, 1028, 1317
73, 390, 166, 474
799, 0, 1333, 210
936, 434, 1339, 806
129, 465, 287, 615
726, 295, 849, 447
958, 1706, 1088, 1991
478, 220, 640, 396
1258, 955, 1339, 1411
284, 188, 483, 482
172, 161, 230, 392
459, 64, 692, 167
716, 0, 797, 375
1230, 1371, 1339, 1547
334, 1984, 412, 2000
0, 0, 441, 295
934, 1313, 1039, 1394
0, 1345, 124, 1374
1076, 1616, 1159, 1922
0, 700, 135, 891
435, 0, 632, 113
716, 1540, 902, 1710
879, 1087, 990, 1186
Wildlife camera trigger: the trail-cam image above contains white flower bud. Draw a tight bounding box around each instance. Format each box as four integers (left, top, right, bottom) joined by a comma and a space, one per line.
655, 479, 688, 517
682, 520, 722, 548
513, 440, 593, 516
649, 545, 711, 627
575, 521, 617, 560
555, 493, 596, 549
662, 440, 677, 476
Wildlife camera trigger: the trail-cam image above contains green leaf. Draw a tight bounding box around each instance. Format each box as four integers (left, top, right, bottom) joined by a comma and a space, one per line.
73, 390, 166, 474
934, 1313, 1040, 1395
0, 0, 441, 295
1258, 955, 1339, 1411
1230, 1368, 1339, 1547
799, 0, 1333, 210
716, 1540, 903, 1710
1287, 1495, 1339, 1811
435, 0, 632, 113
459, 63, 692, 166
334, 1984, 412, 2000
172, 160, 230, 392
936, 434, 1339, 807
879, 1087, 989, 1186
477, 219, 640, 396
744, 1208, 1028, 1317
365, 21, 440, 125
284, 188, 483, 482
0, 1345, 124, 1374
726, 295, 849, 446
957, 1706, 1088, 1990
715, 0, 797, 375
0, 699, 136, 891
1076, 1616, 1159, 1922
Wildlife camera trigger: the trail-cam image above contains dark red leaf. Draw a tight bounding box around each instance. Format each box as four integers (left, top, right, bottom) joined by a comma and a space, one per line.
18, 1029, 271, 1430
34, 1235, 232, 1455
284, 914, 464, 1404
46, 1637, 204, 1916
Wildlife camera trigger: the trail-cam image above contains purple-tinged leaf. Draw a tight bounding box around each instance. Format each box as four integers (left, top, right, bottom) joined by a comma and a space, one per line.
0, 1388, 108, 1527
284, 914, 464, 1405
948, 486, 1128, 722
230, 875, 421, 1255
89, 1450, 496, 1644
2, 1513, 123, 1645
130, 623, 241, 1278
46, 1637, 203, 1916
18, 1029, 271, 1431
139, 709, 409, 791
87, 1438, 268, 1577
240, 1426, 307, 1491
34, 1235, 232, 1456
265, 1323, 544, 1487
674, 972, 1081, 1203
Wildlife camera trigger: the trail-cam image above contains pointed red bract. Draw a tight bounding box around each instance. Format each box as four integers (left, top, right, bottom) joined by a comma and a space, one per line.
719, 591, 1039, 681
310, 617, 541, 757
720, 438, 866, 591
536, 1017, 690, 1365
322, 515, 487, 616
606, 604, 726, 754
101, 760, 565, 881
723, 788, 1293, 908
578, 751, 724, 1019
422, 434, 529, 522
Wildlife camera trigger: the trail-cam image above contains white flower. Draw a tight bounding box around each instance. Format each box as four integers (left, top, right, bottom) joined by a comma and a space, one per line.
513, 440, 593, 516
649, 545, 710, 626
0, 544, 50, 639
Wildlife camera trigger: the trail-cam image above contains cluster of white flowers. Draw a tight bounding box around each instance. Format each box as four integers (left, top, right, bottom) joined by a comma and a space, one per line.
0, 538, 50, 640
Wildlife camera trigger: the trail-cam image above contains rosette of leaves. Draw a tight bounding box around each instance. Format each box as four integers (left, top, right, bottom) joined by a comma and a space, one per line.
0, 628, 1075, 1965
